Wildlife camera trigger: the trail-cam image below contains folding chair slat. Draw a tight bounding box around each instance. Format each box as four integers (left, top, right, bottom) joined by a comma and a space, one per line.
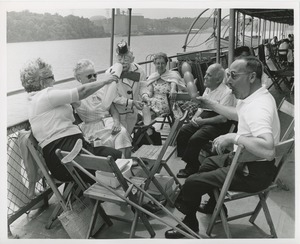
84, 183, 126, 203
132, 111, 188, 206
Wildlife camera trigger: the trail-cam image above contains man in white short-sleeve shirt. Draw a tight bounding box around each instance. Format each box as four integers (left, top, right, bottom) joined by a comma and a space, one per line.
165, 56, 280, 238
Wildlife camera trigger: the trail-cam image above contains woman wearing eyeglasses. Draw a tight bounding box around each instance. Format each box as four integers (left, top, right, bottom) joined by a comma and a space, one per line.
73, 59, 132, 158
20, 58, 121, 182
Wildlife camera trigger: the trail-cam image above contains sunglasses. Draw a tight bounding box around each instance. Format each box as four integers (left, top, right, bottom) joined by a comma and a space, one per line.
87, 73, 97, 79
226, 70, 251, 80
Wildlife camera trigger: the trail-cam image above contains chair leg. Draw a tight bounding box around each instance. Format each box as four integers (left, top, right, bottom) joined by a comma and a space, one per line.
129, 192, 141, 238
220, 206, 231, 238
132, 191, 156, 238
138, 212, 156, 238
249, 191, 269, 224
86, 200, 100, 239
163, 163, 182, 188
206, 189, 231, 238
45, 182, 74, 229
96, 202, 113, 227
46, 203, 62, 229
160, 116, 167, 129
258, 193, 277, 238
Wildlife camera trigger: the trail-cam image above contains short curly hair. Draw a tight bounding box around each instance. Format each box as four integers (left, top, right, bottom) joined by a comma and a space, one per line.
20, 58, 53, 92
73, 59, 95, 81
153, 52, 168, 64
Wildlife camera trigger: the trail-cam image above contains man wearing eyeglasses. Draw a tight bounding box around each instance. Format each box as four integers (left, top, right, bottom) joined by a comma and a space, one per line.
165, 56, 280, 238
106, 41, 146, 135
176, 63, 236, 178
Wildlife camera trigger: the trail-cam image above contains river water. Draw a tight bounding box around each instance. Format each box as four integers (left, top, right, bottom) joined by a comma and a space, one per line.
7, 33, 211, 126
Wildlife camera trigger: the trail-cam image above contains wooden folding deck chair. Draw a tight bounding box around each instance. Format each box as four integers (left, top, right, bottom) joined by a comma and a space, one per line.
131, 110, 188, 207
26, 133, 76, 229
275, 98, 294, 190
206, 137, 295, 238
56, 139, 200, 239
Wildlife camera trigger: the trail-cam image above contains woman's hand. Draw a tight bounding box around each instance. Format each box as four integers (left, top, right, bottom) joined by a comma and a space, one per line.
111, 120, 121, 135
212, 133, 236, 155
133, 100, 144, 110
169, 90, 177, 101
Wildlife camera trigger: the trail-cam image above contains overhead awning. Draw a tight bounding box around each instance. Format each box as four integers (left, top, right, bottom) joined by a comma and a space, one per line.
236, 9, 294, 25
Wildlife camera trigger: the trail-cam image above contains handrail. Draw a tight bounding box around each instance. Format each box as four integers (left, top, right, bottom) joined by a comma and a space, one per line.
7, 48, 228, 97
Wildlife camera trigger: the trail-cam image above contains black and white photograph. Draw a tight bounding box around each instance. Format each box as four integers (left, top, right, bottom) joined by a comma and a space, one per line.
0, 0, 298, 243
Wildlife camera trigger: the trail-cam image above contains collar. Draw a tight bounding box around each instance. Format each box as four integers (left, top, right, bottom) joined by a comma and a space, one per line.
205, 82, 226, 94
146, 69, 186, 89
240, 86, 268, 105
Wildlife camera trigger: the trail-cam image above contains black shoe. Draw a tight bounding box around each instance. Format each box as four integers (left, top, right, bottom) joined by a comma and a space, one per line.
198, 200, 228, 217
142, 201, 161, 213
165, 222, 199, 239
177, 168, 197, 178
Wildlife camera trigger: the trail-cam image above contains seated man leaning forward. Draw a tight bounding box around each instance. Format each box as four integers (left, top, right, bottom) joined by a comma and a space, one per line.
106, 40, 146, 135
20, 58, 121, 183
176, 63, 236, 178
165, 56, 280, 238
73, 59, 132, 158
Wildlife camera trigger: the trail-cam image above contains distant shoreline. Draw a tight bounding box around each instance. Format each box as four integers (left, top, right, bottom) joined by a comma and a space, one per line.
7, 32, 190, 44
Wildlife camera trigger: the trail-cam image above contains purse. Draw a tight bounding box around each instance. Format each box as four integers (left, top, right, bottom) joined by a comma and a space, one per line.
172, 101, 183, 119
58, 193, 104, 239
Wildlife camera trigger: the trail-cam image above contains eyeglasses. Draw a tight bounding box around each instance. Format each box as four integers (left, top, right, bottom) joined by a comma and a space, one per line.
41, 75, 54, 81
87, 73, 97, 79
226, 70, 251, 80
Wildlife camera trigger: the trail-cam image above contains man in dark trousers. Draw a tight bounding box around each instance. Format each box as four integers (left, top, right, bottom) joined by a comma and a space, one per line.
176, 63, 236, 178
166, 56, 280, 238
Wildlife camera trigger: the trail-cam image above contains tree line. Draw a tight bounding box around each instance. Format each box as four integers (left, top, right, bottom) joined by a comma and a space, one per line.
7, 11, 108, 43
7, 11, 217, 43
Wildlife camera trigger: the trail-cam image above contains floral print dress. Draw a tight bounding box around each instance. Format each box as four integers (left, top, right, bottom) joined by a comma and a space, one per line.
150, 79, 172, 115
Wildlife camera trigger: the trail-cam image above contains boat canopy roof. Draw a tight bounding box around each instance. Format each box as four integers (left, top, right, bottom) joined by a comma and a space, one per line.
236, 9, 294, 25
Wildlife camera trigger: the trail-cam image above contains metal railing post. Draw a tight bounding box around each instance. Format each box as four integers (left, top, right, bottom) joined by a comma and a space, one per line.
228, 9, 236, 66
128, 8, 132, 46
216, 9, 221, 63
110, 9, 115, 66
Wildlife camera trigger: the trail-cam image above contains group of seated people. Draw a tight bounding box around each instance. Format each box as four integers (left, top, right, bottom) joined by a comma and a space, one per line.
20, 41, 281, 238
20, 40, 187, 182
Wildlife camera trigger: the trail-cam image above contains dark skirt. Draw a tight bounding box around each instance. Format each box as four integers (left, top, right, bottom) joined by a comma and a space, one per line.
42, 133, 122, 183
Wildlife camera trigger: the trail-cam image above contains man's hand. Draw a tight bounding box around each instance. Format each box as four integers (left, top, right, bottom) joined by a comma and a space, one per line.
191, 117, 205, 127
212, 133, 236, 155
195, 96, 217, 109
111, 120, 121, 135
133, 100, 144, 110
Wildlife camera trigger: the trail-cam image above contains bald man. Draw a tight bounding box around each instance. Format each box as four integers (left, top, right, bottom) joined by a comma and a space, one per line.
176, 63, 236, 178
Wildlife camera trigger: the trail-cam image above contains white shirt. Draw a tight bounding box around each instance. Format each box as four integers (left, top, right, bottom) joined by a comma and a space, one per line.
198, 82, 236, 114
28, 87, 81, 148
236, 86, 280, 146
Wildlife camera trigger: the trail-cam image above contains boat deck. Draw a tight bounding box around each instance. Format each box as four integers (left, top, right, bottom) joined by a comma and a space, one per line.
8, 84, 295, 240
